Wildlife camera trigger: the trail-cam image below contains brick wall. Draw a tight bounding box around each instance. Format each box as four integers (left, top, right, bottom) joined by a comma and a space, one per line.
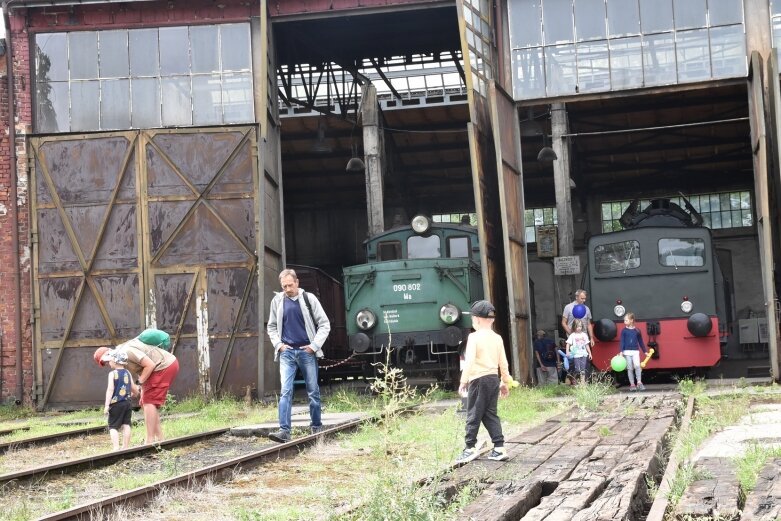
0, 12, 33, 405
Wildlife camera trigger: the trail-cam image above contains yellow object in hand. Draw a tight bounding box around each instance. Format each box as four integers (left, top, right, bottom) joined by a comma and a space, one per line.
508, 378, 520, 388
640, 348, 655, 368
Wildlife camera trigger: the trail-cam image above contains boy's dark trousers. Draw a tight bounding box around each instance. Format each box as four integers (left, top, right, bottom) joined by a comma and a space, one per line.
464, 374, 504, 448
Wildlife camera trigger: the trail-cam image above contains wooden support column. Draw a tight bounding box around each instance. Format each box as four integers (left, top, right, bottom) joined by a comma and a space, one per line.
748, 53, 781, 381
551, 103, 576, 308
362, 84, 385, 235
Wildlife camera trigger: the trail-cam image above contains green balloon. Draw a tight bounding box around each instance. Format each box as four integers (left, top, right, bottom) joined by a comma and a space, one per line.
611, 355, 627, 372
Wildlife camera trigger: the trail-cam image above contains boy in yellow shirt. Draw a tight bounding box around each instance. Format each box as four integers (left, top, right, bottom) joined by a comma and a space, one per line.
456, 300, 512, 463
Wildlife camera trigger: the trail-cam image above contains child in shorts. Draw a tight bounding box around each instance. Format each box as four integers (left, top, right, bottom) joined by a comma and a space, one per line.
103, 351, 138, 451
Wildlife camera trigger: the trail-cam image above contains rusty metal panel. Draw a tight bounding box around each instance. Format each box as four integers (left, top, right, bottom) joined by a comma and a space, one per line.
167, 338, 200, 399
210, 337, 258, 396
31, 126, 268, 408
143, 128, 260, 397
31, 132, 143, 407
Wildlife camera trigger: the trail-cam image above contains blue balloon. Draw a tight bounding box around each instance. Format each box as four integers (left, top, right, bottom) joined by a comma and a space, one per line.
572, 304, 587, 319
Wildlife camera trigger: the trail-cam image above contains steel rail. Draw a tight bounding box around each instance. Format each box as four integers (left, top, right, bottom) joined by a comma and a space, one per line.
36, 418, 368, 521
0, 425, 107, 455
0, 413, 204, 454
0, 425, 30, 437
0, 427, 230, 484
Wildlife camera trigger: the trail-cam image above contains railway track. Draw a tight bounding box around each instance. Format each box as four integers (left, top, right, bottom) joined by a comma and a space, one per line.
0, 424, 106, 455
0, 427, 229, 484
3, 416, 368, 521
0, 412, 202, 456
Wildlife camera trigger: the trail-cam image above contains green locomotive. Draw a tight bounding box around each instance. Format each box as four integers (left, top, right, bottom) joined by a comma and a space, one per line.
343, 215, 483, 384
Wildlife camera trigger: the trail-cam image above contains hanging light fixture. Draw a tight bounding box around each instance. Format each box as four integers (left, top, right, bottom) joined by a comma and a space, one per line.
345, 123, 365, 172
537, 121, 557, 162
346, 142, 365, 172
537, 143, 558, 162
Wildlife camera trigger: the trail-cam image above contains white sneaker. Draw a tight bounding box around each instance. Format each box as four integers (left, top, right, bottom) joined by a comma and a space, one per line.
487, 447, 509, 461
455, 447, 478, 464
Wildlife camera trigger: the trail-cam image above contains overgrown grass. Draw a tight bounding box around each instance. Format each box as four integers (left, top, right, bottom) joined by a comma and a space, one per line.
129, 395, 278, 445
572, 372, 615, 411
677, 378, 707, 398
665, 388, 752, 508
734, 442, 781, 493
0, 414, 105, 443
0, 403, 37, 422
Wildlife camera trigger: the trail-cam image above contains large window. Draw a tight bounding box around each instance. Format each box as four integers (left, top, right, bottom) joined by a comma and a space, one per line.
594, 240, 640, 273
659, 238, 705, 267
447, 237, 471, 258
407, 235, 441, 259
34, 24, 254, 133
525, 206, 558, 243
601, 191, 753, 232
509, 0, 746, 100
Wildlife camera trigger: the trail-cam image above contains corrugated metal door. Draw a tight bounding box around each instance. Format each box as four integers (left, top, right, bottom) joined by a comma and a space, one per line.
31, 132, 144, 408
30, 127, 262, 408
142, 128, 260, 399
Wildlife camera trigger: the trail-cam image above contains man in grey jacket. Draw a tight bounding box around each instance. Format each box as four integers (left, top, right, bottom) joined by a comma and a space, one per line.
266, 268, 331, 442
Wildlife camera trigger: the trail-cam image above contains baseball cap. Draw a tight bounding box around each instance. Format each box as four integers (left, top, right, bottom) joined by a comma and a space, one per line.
471, 300, 496, 318
93, 346, 110, 367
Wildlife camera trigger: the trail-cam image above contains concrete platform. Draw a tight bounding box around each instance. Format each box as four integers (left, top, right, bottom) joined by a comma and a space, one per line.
230, 410, 368, 437
696, 403, 781, 459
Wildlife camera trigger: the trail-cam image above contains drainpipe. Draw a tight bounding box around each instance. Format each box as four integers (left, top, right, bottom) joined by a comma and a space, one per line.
3, 1, 23, 404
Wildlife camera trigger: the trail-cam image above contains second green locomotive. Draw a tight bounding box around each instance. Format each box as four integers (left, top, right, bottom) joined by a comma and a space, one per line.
343, 215, 483, 383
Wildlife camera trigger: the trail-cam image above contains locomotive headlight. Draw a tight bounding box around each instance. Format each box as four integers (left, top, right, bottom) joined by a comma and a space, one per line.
439, 303, 461, 325
355, 309, 377, 330
681, 300, 694, 313
614, 305, 626, 317
411, 214, 431, 234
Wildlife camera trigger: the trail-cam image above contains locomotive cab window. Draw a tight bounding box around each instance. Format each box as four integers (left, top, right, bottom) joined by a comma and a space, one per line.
658, 238, 705, 267
447, 237, 470, 258
594, 240, 640, 273
377, 241, 402, 261
408, 235, 441, 258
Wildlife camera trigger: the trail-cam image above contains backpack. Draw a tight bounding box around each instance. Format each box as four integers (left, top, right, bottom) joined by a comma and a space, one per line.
302, 291, 319, 331
137, 328, 171, 351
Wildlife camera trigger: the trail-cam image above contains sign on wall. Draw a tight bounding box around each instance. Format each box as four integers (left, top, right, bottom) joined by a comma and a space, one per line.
537, 225, 558, 258
554, 255, 580, 275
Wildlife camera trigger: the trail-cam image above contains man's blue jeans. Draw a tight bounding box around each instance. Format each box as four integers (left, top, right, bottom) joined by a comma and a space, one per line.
278, 348, 322, 432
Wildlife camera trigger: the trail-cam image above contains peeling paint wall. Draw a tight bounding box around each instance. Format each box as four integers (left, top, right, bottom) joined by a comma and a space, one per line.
195, 291, 211, 397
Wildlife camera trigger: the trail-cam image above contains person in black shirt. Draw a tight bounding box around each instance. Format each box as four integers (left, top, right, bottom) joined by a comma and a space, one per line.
533, 330, 560, 385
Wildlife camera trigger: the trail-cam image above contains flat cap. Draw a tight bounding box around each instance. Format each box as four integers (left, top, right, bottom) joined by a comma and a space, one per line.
471, 300, 496, 318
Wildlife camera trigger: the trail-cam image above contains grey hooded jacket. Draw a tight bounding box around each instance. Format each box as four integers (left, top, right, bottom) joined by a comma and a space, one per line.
267, 288, 331, 360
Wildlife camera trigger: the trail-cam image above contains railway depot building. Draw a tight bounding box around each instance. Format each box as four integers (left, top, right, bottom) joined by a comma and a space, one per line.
0, 0, 779, 407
